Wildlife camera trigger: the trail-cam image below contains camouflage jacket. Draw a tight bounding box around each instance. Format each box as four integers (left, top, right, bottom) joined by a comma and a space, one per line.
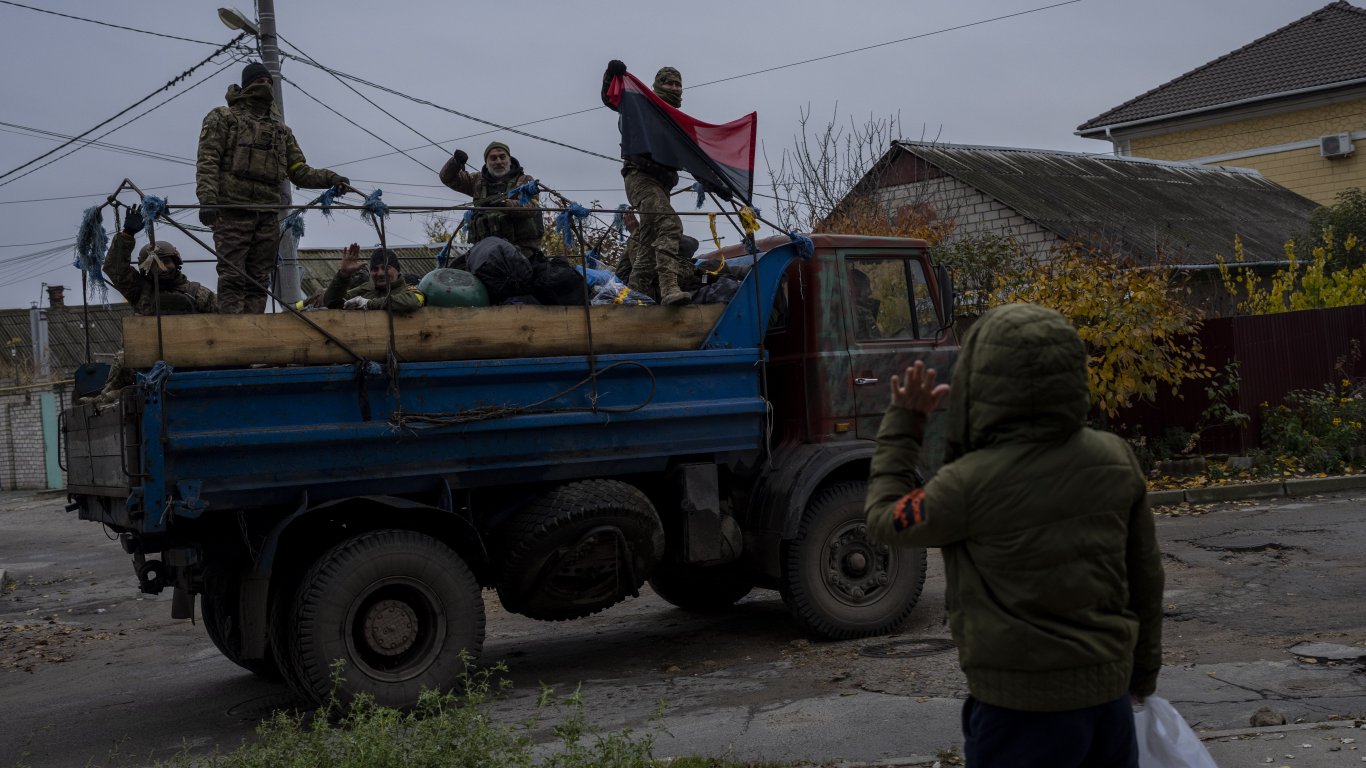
438, 157, 543, 246
103, 233, 217, 315
323, 271, 424, 315
196, 84, 341, 209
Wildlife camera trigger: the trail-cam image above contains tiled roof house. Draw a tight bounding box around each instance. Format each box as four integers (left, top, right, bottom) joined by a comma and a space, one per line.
1077, 1, 1366, 205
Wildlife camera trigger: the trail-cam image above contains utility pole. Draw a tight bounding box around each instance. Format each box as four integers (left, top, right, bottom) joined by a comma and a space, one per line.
257, 0, 302, 306
218, 4, 301, 306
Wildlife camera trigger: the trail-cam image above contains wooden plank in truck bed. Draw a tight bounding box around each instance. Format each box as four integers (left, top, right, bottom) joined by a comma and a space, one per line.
122, 304, 727, 368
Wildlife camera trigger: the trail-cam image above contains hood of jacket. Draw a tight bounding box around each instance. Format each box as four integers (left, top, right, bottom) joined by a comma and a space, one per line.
945, 303, 1090, 459
224, 82, 275, 118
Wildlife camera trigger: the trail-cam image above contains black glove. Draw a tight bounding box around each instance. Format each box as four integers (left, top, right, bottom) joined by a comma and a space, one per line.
122, 206, 144, 235
606, 59, 627, 77
452, 149, 468, 169
199, 207, 218, 228
331, 175, 350, 194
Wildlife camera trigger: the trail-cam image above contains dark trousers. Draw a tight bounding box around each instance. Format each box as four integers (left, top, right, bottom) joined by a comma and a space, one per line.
962, 694, 1138, 768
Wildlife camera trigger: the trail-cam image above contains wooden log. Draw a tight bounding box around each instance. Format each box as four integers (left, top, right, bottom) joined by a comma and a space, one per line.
122, 304, 727, 368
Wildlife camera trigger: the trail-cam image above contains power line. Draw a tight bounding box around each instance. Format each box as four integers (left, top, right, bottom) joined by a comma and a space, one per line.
277, 53, 620, 163
0, 34, 246, 185
276, 33, 443, 171
0, 55, 243, 190
0, 0, 219, 45
0, 182, 194, 207
280, 74, 436, 173
693, 0, 1082, 90
0, 121, 194, 167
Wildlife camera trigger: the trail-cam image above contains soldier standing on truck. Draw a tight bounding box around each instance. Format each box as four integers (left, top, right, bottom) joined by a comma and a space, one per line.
439, 141, 545, 259
601, 61, 696, 307
196, 61, 349, 314
324, 244, 425, 314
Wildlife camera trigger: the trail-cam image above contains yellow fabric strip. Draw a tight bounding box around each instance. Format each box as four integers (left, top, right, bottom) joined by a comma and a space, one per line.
738, 206, 760, 235
706, 213, 726, 276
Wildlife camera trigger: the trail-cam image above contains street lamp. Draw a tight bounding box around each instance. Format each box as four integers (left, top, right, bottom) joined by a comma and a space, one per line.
214, 4, 303, 305
216, 7, 259, 36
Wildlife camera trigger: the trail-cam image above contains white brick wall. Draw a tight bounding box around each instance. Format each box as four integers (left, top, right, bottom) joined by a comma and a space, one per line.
1, 384, 68, 490
879, 176, 1062, 258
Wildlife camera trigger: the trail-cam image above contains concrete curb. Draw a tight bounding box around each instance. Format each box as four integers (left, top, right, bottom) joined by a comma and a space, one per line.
1198, 720, 1363, 740
1151, 474, 1366, 506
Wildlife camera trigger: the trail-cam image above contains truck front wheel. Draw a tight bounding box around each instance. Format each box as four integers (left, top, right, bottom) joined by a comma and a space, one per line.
782, 481, 926, 639
276, 530, 485, 708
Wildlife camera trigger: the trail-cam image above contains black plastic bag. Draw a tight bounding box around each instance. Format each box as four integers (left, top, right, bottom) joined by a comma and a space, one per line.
531, 256, 588, 306
692, 275, 741, 305
466, 237, 532, 303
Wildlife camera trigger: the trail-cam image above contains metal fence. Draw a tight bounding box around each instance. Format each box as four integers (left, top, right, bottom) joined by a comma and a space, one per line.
1114, 304, 1366, 455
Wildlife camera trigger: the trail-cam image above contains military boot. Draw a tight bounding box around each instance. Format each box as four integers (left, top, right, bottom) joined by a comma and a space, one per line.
658, 261, 692, 306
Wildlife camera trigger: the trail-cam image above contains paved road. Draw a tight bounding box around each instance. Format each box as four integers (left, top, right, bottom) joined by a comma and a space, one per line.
1, 489, 1364, 767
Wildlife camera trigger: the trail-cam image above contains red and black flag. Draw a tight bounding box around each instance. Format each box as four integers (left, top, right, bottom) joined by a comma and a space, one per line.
604, 71, 757, 206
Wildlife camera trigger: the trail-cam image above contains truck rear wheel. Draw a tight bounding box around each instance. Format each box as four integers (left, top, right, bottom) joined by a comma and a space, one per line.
201, 581, 282, 681
497, 480, 664, 621
782, 481, 927, 639
276, 530, 485, 708
648, 562, 753, 612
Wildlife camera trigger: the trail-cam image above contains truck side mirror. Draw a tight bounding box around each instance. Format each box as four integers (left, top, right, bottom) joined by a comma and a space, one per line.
935, 264, 955, 332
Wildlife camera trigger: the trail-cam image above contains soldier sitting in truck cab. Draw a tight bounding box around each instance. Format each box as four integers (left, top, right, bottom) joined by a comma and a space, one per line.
850, 267, 882, 340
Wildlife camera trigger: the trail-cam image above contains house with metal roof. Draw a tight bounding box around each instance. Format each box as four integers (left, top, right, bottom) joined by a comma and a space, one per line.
1077, 1, 1366, 205
859, 141, 1319, 313
0, 285, 132, 386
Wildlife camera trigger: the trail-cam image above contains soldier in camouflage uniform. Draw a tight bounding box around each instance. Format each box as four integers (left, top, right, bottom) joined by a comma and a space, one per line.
850, 268, 883, 339
323, 245, 424, 315
439, 141, 545, 258
601, 61, 693, 306
104, 205, 217, 315
85, 206, 217, 408
196, 61, 347, 314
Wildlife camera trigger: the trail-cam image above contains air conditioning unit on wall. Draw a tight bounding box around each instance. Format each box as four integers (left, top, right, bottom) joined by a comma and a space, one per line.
1320, 133, 1355, 159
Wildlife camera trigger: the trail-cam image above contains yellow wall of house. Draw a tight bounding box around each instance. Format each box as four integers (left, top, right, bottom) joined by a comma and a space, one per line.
1128, 100, 1366, 205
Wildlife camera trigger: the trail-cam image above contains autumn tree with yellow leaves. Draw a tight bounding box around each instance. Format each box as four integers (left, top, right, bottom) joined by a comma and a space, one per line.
990, 242, 1211, 417
1218, 231, 1366, 314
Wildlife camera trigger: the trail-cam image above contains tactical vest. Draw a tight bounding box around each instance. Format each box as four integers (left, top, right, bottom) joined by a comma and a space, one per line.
468, 175, 545, 246
227, 109, 289, 185
141, 282, 200, 315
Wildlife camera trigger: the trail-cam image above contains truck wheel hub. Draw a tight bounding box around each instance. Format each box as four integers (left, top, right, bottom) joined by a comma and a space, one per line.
827, 523, 891, 606
362, 598, 419, 656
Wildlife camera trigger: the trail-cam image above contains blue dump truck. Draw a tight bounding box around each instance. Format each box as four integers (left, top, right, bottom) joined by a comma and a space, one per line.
62, 234, 959, 707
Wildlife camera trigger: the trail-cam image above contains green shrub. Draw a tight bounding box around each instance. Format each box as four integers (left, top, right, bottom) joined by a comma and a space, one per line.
1260, 375, 1365, 475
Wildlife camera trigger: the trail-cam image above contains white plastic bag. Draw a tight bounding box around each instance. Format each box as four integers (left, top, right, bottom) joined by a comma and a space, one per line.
1133, 696, 1217, 768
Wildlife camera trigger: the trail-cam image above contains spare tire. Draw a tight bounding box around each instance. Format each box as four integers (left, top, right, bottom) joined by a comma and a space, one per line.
496, 480, 664, 621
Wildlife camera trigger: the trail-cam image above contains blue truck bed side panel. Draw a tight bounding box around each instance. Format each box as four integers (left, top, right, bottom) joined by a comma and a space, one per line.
136, 347, 765, 528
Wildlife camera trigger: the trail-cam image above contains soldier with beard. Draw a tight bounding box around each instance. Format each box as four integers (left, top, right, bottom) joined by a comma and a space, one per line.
196, 61, 348, 314
601, 62, 693, 306
439, 141, 545, 259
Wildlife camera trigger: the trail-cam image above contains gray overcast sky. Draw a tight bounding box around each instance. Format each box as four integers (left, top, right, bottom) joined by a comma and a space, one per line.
0, 0, 1337, 310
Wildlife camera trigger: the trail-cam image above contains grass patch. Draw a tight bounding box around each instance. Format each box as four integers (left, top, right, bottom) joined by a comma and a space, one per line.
149, 661, 785, 768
